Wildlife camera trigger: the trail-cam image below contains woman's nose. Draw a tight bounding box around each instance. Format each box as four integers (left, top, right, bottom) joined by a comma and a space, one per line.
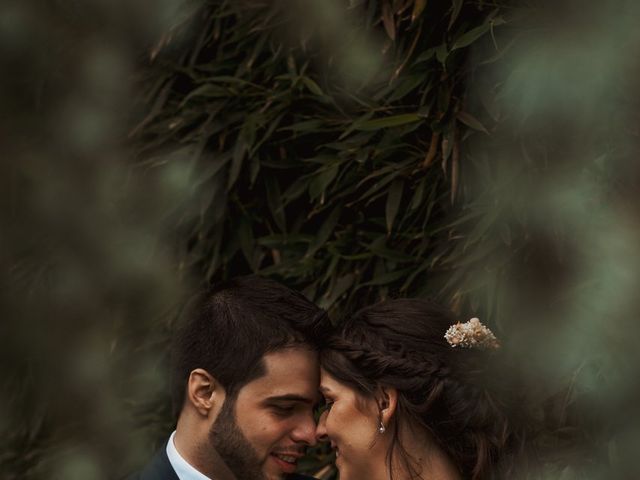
315, 410, 329, 442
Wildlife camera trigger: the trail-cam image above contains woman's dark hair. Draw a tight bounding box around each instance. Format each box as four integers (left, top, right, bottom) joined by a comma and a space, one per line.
321, 299, 526, 480
171, 275, 327, 418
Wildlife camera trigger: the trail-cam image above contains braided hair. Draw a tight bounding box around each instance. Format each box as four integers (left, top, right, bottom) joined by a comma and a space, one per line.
320, 299, 524, 480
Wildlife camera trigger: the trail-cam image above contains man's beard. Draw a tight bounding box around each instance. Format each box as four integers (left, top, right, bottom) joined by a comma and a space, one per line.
210, 396, 266, 480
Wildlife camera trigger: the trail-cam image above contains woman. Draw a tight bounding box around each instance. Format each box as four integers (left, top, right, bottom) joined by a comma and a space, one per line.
316, 299, 526, 480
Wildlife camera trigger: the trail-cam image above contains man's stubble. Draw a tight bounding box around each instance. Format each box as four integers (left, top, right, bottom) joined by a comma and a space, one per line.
210, 396, 266, 480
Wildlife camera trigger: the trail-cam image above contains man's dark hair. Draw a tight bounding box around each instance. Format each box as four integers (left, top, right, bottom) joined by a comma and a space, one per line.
171, 275, 327, 417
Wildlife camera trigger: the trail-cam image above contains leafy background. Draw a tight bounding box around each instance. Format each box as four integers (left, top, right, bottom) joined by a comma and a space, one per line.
2, 0, 640, 479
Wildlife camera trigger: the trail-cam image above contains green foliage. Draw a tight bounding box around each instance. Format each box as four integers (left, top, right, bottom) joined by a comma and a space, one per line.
131, 1, 640, 478
133, 0, 511, 317
3, 0, 640, 478
0, 1, 192, 479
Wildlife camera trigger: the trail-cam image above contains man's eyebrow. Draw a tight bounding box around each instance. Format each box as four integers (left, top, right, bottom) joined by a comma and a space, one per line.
264, 394, 315, 404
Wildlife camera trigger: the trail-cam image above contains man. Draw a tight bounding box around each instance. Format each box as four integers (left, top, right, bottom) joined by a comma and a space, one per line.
131, 276, 328, 480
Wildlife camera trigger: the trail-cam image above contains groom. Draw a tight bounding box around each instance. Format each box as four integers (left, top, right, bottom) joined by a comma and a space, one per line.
131, 276, 328, 480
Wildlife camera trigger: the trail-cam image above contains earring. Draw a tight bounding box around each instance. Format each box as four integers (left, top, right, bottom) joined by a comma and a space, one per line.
378, 421, 386, 434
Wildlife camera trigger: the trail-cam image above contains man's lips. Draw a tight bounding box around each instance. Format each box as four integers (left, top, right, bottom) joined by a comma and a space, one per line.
269, 452, 302, 473
272, 452, 302, 462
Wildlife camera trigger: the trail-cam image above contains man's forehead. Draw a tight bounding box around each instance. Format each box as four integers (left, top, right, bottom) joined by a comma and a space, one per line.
241, 346, 320, 400
263, 345, 318, 367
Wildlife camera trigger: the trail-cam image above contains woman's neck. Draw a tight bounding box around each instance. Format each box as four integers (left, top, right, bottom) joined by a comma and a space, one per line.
391, 423, 462, 480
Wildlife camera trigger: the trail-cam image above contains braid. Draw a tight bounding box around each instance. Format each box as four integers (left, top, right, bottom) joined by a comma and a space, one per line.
320, 299, 522, 480
328, 333, 450, 393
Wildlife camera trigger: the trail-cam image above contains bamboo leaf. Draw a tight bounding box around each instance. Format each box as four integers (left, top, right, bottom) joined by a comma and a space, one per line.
356, 113, 422, 131
309, 163, 340, 201
435, 43, 448, 65
249, 157, 260, 186
456, 111, 489, 134
369, 241, 415, 263
228, 137, 246, 190
411, 0, 428, 23
360, 267, 414, 287
265, 174, 286, 232
451, 23, 491, 51
257, 234, 314, 247
410, 177, 426, 210
357, 170, 401, 203
281, 119, 325, 132
306, 206, 342, 257
382, 1, 396, 40
386, 179, 404, 233
400, 260, 431, 292
238, 218, 255, 270
388, 75, 425, 103
251, 112, 285, 155
228, 117, 257, 190
449, 0, 463, 30
340, 111, 374, 139
282, 176, 309, 205
451, 139, 459, 204
301, 76, 325, 96
319, 273, 355, 309
413, 47, 435, 64
180, 84, 228, 105
422, 131, 440, 168
441, 129, 454, 167
322, 255, 340, 284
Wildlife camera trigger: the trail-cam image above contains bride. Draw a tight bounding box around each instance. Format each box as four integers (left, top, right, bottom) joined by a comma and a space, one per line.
315, 299, 525, 480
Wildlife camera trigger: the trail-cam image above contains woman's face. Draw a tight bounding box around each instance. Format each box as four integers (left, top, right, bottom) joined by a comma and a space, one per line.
315, 369, 390, 480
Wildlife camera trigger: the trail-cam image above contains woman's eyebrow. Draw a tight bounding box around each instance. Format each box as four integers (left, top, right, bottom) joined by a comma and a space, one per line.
319, 386, 332, 395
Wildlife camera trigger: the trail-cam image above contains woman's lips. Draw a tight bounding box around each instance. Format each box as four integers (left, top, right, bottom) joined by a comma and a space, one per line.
331, 443, 340, 457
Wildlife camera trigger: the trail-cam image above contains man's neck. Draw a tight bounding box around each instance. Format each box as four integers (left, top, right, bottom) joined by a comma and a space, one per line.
174, 423, 237, 480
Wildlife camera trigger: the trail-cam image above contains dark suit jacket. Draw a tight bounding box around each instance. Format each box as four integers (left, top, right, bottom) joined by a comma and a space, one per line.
127, 443, 317, 480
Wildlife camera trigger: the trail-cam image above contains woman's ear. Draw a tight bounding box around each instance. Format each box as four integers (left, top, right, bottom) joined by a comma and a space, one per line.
376, 385, 398, 425
187, 368, 226, 417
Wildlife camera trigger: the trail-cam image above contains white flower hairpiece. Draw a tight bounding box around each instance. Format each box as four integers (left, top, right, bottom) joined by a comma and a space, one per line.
444, 317, 500, 350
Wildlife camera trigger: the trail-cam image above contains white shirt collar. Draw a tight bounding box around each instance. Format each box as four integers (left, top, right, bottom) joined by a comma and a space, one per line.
166, 431, 212, 480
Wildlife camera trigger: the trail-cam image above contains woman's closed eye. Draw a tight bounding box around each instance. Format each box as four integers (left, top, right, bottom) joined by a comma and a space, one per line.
319, 399, 334, 414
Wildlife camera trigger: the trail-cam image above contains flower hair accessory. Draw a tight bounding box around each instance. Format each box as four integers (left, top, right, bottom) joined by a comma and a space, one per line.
444, 318, 500, 350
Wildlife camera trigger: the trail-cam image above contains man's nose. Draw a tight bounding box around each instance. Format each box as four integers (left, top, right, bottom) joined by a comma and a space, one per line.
291, 413, 318, 446
315, 411, 329, 443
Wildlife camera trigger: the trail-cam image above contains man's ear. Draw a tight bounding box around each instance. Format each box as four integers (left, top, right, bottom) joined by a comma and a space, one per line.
187, 368, 225, 417
376, 385, 398, 425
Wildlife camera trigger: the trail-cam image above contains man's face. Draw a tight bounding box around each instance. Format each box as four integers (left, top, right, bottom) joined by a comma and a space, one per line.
211, 346, 320, 480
